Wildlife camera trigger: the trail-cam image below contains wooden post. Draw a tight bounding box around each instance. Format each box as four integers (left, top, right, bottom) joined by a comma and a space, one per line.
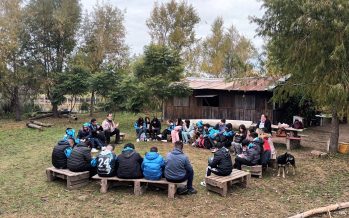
100, 178, 109, 193
134, 181, 144, 196
222, 182, 228, 197
168, 184, 176, 199
46, 169, 55, 181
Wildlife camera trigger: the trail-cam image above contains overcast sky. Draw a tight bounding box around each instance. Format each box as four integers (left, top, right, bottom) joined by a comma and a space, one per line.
80, 0, 265, 55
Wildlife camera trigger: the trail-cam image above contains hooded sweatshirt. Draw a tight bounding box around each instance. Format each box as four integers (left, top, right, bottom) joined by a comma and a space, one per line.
141, 152, 165, 180
165, 148, 193, 180
97, 150, 117, 177
209, 147, 233, 176
116, 147, 143, 179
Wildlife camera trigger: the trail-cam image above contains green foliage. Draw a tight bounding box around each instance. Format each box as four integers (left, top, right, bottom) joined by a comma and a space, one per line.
201, 17, 257, 78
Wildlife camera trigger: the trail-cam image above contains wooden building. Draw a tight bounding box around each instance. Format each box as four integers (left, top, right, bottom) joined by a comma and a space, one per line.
164, 77, 284, 123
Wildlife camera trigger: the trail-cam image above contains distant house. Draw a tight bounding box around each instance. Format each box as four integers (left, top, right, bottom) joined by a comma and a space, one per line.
164, 77, 286, 123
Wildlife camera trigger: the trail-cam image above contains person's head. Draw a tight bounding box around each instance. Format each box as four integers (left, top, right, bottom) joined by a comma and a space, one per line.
67, 137, 75, 147
106, 113, 113, 121
239, 124, 247, 133
106, 144, 115, 151
214, 123, 220, 130
91, 118, 97, 126
261, 114, 267, 122
150, 146, 158, 152
251, 132, 259, 139
137, 117, 144, 125
65, 128, 75, 137
241, 139, 249, 147
220, 119, 226, 125
177, 118, 182, 125
124, 143, 135, 150
185, 119, 190, 128
168, 119, 173, 124
152, 116, 158, 121
225, 123, 232, 131
83, 122, 90, 131
248, 127, 255, 135
204, 123, 210, 129
174, 141, 183, 150
145, 117, 150, 123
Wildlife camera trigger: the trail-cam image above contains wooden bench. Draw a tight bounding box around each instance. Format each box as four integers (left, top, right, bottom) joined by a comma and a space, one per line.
286, 136, 302, 150
46, 167, 90, 190
119, 132, 126, 142
241, 165, 263, 178
205, 169, 251, 197
92, 175, 187, 199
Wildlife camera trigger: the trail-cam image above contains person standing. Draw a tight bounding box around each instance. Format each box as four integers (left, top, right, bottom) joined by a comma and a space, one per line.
102, 113, 121, 144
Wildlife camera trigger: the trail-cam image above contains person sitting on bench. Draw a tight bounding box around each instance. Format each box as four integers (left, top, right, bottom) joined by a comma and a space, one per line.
165, 141, 197, 195
134, 117, 146, 142
97, 144, 117, 177
67, 140, 97, 176
160, 120, 175, 142
181, 119, 195, 144
231, 124, 247, 154
141, 146, 165, 180
233, 133, 262, 170
52, 137, 75, 169
200, 142, 233, 187
150, 116, 161, 140
89, 118, 106, 148
78, 123, 91, 140
218, 123, 235, 149
116, 143, 143, 179
102, 113, 121, 144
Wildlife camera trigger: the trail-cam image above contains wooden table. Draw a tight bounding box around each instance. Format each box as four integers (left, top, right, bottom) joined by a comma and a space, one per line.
284, 127, 304, 150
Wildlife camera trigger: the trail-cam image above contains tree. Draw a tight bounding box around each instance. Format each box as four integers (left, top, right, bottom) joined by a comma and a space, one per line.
0, 0, 40, 120
201, 17, 257, 78
24, 0, 81, 117
81, 2, 128, 116
146, 0, 200, 74
253, 0, 349, 153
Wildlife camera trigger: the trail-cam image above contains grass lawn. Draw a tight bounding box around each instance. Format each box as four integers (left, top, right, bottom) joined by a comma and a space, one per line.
0, 112, 349, 218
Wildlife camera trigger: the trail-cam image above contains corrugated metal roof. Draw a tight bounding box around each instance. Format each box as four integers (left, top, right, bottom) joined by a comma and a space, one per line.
186, 76, 282, 91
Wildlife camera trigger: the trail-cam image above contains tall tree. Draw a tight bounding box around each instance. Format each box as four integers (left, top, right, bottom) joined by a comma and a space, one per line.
81, 3, 128, 116
201, 17, 257, 78
24, 0, 81, 117
146, 0, 200, 73
0, 0, 40, 120
253, 0, 349, 153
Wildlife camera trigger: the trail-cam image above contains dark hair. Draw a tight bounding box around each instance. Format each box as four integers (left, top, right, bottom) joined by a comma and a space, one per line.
91, 118, 97, 123
177, 118, 183, 126
174, 141, 183, 150
239, 124, 247, 132
226, 123, 232, 130
214, 123, 220, 130
145, 117, 150, 123
221, 119, 226, 123
251, 132, 259, 139
204, 123, 210, 128
261, 114, 268, 119
137, 117, 144, 126
185, 119, 190, 128
150, 146, 158, 152
124, 143, 135, 149
248, 127, 255, 133
107, 113, 112, 117
242, 139, 250, 146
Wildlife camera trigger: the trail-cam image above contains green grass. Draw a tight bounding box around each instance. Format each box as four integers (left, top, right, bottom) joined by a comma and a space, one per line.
0, 112, 349, 217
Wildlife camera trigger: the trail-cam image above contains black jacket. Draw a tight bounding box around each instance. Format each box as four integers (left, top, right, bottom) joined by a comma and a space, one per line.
116, 149, 143, 179
67, 143, 92, 172
257, 119, 272, 134
78, 129, 91, 139
150, 118, 161, 129
209, 147, 233, 176
52, 140, 71, 169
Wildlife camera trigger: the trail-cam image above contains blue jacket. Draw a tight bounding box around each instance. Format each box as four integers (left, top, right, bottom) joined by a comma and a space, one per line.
166, 123, 175, 131
141, 152, 165, 180
165, 148, 193, 180
223, 130, 235, 138
134, 121, 146, 130
208, 127, 220, 139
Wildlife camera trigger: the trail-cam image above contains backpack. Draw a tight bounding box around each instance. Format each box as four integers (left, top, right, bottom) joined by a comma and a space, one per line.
140, 133, 147, 141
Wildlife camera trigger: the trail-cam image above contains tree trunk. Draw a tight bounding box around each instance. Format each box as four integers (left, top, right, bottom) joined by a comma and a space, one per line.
14, 86, 21, 121
52, 103, 59, 117
329, 108, 339, 153
90, 90, 95, 117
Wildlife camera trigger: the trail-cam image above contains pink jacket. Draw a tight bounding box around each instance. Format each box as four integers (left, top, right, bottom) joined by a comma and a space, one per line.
102, 119, 116, 132
171, 126, 182, 143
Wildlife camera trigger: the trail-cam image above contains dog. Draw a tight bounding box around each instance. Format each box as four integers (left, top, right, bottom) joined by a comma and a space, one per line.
277, 152, 296, 178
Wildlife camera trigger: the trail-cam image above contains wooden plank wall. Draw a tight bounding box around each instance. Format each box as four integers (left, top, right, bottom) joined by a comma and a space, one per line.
164, 90, 274, 123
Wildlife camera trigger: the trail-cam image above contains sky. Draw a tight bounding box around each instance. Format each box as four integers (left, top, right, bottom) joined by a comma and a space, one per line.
80, 0, 265, 55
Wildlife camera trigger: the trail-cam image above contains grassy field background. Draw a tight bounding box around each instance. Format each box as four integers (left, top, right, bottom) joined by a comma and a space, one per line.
0, 112, 349, 218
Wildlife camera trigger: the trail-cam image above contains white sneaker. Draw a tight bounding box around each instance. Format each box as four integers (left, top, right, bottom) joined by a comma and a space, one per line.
161, 139, 167, 142
200, 181, 206, 187
136, 139, 140, 142
147, 138, 151, 142
157, 134, 162, 138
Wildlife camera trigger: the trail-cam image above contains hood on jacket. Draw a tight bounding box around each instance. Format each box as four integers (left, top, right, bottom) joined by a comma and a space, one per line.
58, 139, 70, 146
122, 147, 136, 158
145, 151, 159, 160
171, 148, 183, 155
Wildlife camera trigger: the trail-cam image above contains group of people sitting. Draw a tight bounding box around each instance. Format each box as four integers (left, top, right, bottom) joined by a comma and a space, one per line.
52, 136, 198, 194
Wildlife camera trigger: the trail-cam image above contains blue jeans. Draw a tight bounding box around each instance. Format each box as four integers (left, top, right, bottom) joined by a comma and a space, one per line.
136, 128, 146, 139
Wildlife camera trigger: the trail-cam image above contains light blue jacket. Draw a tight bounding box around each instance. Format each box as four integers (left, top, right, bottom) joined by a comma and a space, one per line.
141, 152, 165, 180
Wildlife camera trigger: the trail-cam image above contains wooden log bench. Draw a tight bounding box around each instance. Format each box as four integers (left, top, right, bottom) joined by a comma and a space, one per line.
92, 175, 187, 199
205, 169, 251, 197
241, 165, 263, 178
46, 167, 90, 190
119, 132, 126, 142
